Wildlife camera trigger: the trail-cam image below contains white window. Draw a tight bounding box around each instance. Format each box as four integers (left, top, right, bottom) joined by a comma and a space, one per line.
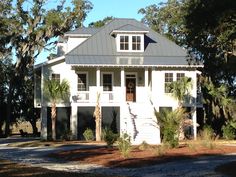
51, 73, 60, 82
176, 73, 185, 81
77, 73, 88, 91
117, 34, 144, 52
102, 73, 113, 91
164, 73, 173, 93
132, 36, 141, 50
120, 36, 129, 50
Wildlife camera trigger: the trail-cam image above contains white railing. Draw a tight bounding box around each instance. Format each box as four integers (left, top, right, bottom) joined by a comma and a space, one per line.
72, 91, 90, 102
101, 92, 114, 102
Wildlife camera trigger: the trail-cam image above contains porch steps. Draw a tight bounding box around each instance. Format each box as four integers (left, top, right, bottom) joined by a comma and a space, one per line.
124, 102, 160, 145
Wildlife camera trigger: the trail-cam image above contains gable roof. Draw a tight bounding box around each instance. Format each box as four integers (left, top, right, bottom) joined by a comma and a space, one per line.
65, 27, 100, 36
65, 18, 198, 67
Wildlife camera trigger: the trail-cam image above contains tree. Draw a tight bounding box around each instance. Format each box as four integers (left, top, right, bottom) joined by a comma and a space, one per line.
169, 76, 193, 139
185, 0, 236, 92
88, 16, 114, 28
0, 0, 93, 136
44, 79, 70, 141
138, 0, 187, 45
170, 77, 193, 106
93, 93, 101, 141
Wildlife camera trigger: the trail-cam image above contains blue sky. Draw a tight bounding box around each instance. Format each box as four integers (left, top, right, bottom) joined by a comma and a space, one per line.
36, 0, 163, 64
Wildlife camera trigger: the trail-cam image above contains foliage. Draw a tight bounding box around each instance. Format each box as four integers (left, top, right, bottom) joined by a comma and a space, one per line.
139, 0, 187, 45
103, 128, 118, 147
117, 133, 132, 158
61, 130, 73, 141
83, 128, 94, 141
184, 0, 236, 97
44, 79, 70, 140
138, 141, 150, 151
155, 108, 187, 148
44, 79, 70, 104
154, 145, 167, 156
199, 125, 216, 149
169, 76, 193, 106
222, 122, 236, 140
88, 16, 114, 27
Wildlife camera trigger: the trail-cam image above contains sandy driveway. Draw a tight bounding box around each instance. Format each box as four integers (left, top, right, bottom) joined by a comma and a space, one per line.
0, 137, 236, 177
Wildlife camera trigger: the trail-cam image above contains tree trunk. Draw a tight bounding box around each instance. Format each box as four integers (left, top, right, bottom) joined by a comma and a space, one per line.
51, 103, 57, 141
5, 80, 14, 137
29, 119, 38, 135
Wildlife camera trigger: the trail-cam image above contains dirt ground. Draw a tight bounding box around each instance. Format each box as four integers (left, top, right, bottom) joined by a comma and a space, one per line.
48, 143, 236, 168
0, 159, 123, 177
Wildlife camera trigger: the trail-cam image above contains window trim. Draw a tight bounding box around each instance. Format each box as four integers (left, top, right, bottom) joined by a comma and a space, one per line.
116, 34, 144, 52
51, 73, 60, 83
101, 72, 114, 92
77, 72, 88, 92
164, 73, 173, 93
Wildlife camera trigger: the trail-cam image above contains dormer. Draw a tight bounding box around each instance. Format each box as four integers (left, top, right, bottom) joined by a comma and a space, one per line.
57, 27, 100, 56
111, 24, 149, 53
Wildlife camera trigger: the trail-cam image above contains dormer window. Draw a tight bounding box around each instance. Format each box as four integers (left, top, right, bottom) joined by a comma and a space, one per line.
120, 36, 129, 50
132, 36, 141, 50
116, 34, 144, 52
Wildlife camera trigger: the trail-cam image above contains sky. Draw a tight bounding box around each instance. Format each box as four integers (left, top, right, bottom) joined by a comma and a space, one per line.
36, 0, 163, 64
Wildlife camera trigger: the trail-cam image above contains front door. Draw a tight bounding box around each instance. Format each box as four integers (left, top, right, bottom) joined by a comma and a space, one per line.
126, 76, 136, 102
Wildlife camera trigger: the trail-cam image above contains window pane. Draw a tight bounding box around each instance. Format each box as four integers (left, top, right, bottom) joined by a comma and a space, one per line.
132, 36, 141, 51
120, 36, 129, 51
165, 73, 173, 93
52, 74, 60, 83
177, 73, 185, 81
103, 74, 112, 91
78, 74, 87, 91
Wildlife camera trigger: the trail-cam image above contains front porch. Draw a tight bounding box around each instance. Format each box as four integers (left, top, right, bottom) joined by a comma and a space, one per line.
70, 66, 151, 104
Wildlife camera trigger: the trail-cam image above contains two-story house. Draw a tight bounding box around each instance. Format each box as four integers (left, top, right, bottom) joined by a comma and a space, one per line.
34, 18, 202, 144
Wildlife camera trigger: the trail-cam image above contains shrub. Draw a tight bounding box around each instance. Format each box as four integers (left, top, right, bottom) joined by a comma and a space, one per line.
117, 133, 132, 158
61, 130, 73, 141
103, 128, 118, 147
222, 124, 235, 140
154, 145, 167, 156
83, 128, 94, 141
138, 141, 150, 150
199, 125, 216, 149
155, 108, 186, 148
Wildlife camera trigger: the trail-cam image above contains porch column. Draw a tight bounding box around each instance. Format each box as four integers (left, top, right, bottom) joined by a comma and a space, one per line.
192, 72, 198, 140
40, 65, 47, 140
96, 67, 101, 89
70, 105, 78, 139
121, 67, 125, 101
192, 107, 197, 140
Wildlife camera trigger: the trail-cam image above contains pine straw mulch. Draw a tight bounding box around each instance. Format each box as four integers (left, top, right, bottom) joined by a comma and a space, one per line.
48, 143, 236, 168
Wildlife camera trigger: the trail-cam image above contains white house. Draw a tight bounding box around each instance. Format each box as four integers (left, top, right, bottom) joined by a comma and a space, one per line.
34, 18, 203, 144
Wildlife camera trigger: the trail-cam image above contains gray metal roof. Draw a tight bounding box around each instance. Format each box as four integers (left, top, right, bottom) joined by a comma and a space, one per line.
66, 55, 191, 66
65, 18, 192, 66
65, 27, 100, 35
112, 24, 148, 32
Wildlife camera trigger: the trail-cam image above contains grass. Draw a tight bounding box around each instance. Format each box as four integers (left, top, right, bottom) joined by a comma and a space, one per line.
0, 159, 124, 177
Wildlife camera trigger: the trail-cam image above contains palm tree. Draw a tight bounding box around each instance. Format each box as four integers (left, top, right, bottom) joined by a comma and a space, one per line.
44, 79, 70, 141
93, 92, 101, 141
169, 76, 193, 139
170, 77, 193, 106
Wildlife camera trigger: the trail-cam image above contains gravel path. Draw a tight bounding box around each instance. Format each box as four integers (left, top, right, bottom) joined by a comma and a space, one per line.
0, 137, 236, 177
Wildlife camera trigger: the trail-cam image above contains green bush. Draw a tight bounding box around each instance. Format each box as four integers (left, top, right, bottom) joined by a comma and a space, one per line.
138, 141, 150, 150
155, 108, 186, 148
117, 133, 132, 158
222, 124, 235, 140
61, 130, 73, 141
103, 128, 118, 147
83, 128, 94, 141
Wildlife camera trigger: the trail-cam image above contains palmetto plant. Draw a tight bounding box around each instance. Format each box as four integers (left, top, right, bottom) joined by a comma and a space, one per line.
170, 77, 193, 106
44, 79, 70, 141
